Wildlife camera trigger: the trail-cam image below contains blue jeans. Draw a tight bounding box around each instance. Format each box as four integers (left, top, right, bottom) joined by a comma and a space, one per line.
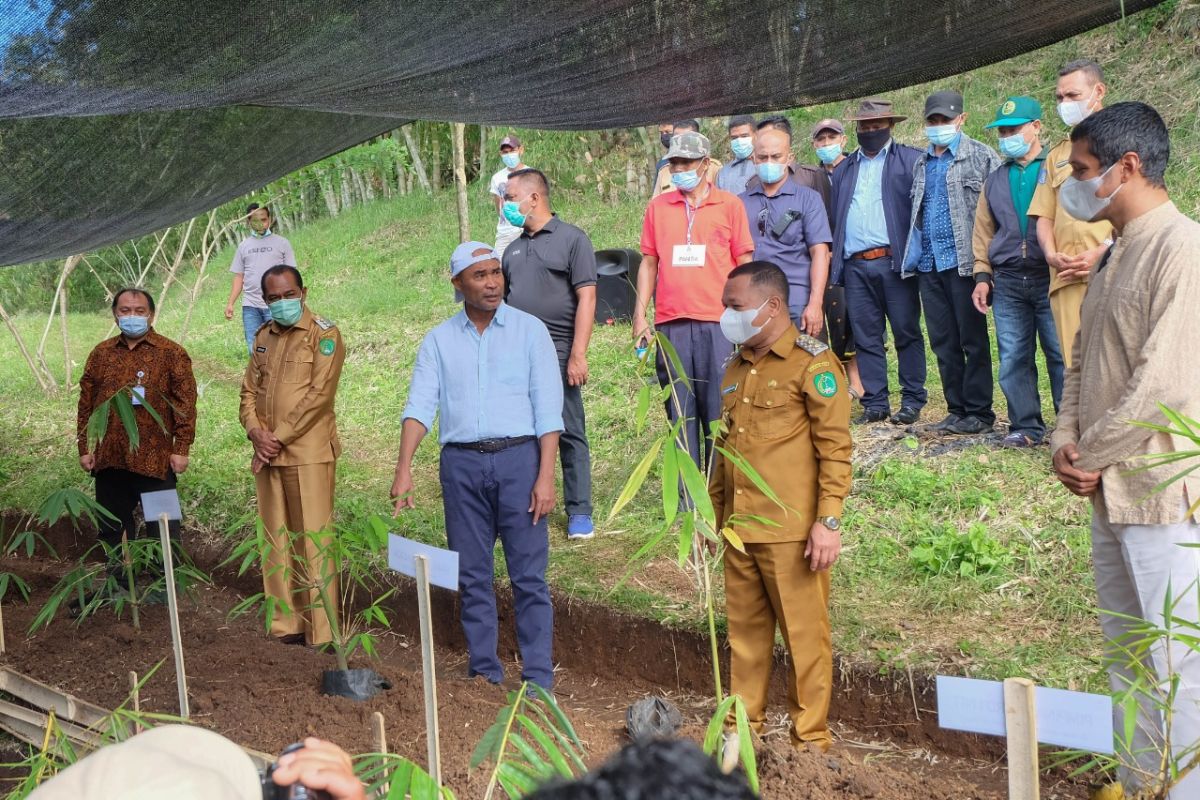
992, 271, 1064, 440
440, 440, 553, 689
242, 305, 272, 355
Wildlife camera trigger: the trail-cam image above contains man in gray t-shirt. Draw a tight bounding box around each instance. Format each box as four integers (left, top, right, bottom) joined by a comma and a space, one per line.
225, 203, 297, 355
501, 169, 598, 539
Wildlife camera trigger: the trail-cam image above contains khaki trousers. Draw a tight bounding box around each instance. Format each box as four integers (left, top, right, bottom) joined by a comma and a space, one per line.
724, 540, 833, 749
254, 462, 339, 645
1049, 281, 1087, 368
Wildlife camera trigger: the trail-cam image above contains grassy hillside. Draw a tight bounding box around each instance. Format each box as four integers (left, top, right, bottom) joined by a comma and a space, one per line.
2, 2, 1197, 691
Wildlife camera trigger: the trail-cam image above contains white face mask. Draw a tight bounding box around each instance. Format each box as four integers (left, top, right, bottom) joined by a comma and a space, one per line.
1057, 88, 1096, 128
719, 299, 769, 345
1059, 163, 1123, 222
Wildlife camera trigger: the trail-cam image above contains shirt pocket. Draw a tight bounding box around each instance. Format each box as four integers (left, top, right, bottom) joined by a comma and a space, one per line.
284, 351, 314, 384
749, 386, 793, 440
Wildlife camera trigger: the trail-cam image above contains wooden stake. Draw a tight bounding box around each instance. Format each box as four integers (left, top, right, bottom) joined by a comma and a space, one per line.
372, 711, 389, 796
372, 711, 387, 754
452, 122, 469, 243
0, 598, 6, 655
158, 513, 189, 718
1003, 677, 1040, 800
414, 555, 442, 786
128, 671, 142, 734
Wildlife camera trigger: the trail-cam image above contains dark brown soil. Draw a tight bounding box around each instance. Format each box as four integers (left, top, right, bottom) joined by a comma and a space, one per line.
0, 528, 1089, 799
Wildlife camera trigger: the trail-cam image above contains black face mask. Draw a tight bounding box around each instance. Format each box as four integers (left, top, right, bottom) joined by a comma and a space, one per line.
660, 132, 673, 149
856, 127, 891, 154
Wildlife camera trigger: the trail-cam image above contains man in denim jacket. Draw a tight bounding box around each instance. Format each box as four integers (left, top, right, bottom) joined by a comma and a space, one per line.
902, 91, 1002, 436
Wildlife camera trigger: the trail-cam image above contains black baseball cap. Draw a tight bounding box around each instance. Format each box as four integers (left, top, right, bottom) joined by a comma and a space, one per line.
924, 90, 964, 120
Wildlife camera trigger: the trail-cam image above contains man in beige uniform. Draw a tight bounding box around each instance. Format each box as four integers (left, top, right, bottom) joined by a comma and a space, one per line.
710, 261, 852, 751
1051, 103, 1200, 800
1028, 59, 1113, 367
240, 265, 346, 645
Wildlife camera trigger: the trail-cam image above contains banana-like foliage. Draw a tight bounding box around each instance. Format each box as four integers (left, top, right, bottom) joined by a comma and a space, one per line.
355, 753, 455, 800
470, 683, 587, 799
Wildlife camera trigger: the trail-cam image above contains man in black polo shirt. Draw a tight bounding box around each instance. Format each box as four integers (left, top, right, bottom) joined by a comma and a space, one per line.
502, 169, 599, 539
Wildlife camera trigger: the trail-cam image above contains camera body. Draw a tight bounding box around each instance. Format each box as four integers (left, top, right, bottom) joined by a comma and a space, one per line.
261, 743, 333, 800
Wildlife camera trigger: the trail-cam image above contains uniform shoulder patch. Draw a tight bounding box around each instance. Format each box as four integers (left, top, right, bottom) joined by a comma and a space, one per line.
314, 316, 335, 331
319, 338, 336, 356
795, 334, 829, 356
813, 371, 838, 397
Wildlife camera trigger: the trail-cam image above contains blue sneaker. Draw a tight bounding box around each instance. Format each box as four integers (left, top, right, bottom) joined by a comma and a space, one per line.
567, 515, 594, 539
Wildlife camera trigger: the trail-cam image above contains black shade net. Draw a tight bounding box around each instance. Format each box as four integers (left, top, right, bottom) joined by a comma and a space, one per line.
0, 0, 1159, 267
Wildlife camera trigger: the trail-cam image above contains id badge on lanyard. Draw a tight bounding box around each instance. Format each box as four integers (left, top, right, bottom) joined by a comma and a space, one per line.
131, 370, 146, 406
671, 201, 707, 268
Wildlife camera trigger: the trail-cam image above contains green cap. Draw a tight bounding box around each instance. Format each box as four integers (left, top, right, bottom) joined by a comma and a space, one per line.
986, 96, 1043, 128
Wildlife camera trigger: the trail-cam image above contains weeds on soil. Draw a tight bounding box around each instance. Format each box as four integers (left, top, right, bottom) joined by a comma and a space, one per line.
356, 752, 455, 800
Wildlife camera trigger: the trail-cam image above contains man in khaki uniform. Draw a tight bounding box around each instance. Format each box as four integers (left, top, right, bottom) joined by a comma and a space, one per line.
240, 265, 345, 645
709, 260, 853, 751
1029, 59, 1114, 367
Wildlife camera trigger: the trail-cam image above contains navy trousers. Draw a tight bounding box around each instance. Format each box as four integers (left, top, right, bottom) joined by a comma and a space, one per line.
845, 255, 927, 412
440, 440, 554, 689
654, 319, 734, 471
553, 342, 592, 517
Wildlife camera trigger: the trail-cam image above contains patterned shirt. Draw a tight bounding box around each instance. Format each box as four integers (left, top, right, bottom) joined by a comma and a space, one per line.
76, 330, 198, 479
917, 138, 959, 273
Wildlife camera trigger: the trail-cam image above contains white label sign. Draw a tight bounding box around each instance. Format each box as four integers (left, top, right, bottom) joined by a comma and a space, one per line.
141, 489, 182, 521
388, 534, 459, 592
936, 675, 1114, 754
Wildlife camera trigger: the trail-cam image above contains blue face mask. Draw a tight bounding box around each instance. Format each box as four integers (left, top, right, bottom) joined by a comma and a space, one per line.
671, 169, 701, 192
268, 298, 304, 327
998, 132, 1032, 159
501, 152, 520, 169
502, 199, 528, 228
815, 143, 842, 165
117, 315, 149, 337
925, 124, 959, 147
730, 136, 754, 160
756, 162, 786, 185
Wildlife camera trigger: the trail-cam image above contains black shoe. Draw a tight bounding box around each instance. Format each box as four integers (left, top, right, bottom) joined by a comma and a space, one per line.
946, 416, 994, 435
855, 407, 890, 424
890, 406, 920, 425
930, 414, 962, 432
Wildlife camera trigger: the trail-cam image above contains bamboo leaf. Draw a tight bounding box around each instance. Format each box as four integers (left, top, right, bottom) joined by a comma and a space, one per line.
661, 441, 679, 525
677, 451, 715, 526
721, 526, 746, 555
654, 332, 692, 393
508, 731, 549, 775
677, 514, 695, 568
531, 684, 584, 748
634, 383, 651, 435
496, 762, 539, 796
516, 715, 573, 777
715, 445, 793, 512
606, 435, 664, 521
113, 390, 140, 450
733, 698, 760, 793
87, 395, 112, 452
703, 696, 737, 755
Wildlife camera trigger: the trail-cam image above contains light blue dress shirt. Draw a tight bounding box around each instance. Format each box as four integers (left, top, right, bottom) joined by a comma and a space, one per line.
402, 303, 564, 445
843, 142, 892, 258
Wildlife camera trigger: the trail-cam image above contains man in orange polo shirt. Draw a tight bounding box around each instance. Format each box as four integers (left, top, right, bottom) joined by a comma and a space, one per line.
634, 131, 755, 471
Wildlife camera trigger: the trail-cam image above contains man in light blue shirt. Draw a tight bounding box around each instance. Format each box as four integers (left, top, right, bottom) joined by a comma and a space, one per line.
391, 241, 563, 691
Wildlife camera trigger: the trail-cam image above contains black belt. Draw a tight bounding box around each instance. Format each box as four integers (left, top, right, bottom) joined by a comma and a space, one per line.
445, 435, 535, 453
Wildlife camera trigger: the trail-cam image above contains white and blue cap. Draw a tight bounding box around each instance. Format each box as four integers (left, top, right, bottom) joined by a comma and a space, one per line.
450, 241, 500, 302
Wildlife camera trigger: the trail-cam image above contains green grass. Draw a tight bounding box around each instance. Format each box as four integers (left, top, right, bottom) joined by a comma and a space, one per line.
5, 3, 1199, 692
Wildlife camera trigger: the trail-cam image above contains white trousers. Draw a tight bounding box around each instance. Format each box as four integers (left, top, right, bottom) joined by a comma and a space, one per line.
1092, 506, 1200, 798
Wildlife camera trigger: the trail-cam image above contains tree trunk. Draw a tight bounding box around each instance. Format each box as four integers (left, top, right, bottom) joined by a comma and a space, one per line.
401, 124, 431, 192
58, 255, 79, 391
339, 166, 353, 210
158, 217, 198, 310
430, 124, 443, 191
478, 124, 487, 177
0, 300, 51, 392
452, 122, 469, 243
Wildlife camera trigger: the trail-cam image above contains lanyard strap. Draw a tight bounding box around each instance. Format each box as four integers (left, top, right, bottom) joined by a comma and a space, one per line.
683, 200, 698, 245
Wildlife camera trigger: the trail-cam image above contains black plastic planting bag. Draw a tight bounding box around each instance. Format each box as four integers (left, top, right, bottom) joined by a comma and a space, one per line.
321, 668, 391, 701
